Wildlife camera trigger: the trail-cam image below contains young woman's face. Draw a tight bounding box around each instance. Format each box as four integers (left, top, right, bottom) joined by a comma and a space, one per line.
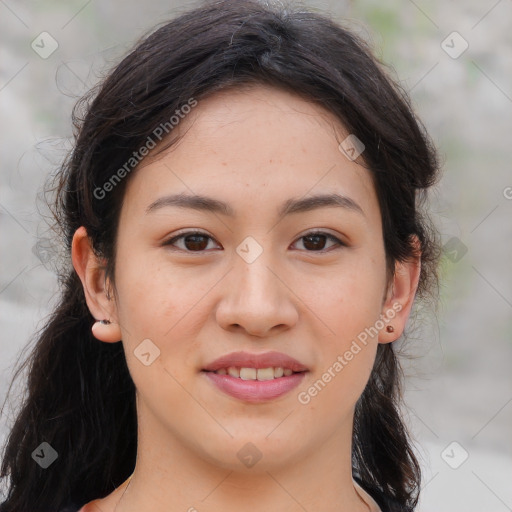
107, 85, 400, 472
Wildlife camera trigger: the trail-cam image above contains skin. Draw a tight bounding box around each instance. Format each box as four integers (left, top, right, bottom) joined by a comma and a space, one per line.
72, 84, 420, 512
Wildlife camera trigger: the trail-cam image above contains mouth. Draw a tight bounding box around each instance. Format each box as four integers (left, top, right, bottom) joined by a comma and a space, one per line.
201, 350, 309, 403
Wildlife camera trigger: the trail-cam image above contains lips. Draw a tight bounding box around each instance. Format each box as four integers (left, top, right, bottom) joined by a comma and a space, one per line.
201, 350, 309, 403
202, 350, 309, 373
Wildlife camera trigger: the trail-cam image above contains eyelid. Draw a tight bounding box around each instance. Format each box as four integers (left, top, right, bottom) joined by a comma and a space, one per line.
294, 230, 346, 247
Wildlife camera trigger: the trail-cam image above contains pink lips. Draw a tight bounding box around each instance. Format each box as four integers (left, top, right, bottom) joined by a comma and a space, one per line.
202, 350, 309, 403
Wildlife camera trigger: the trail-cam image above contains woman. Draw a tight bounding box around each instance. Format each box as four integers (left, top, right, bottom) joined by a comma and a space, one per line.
0, 1, 441, 511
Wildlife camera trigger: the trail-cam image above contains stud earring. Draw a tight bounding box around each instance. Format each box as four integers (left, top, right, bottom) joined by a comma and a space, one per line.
386, 325, 394, 333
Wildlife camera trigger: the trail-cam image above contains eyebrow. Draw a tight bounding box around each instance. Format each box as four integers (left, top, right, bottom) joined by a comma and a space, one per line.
145, 192, 365, 218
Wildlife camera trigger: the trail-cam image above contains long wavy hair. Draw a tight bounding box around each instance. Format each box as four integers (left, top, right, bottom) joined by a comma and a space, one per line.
0, 1, 441, 510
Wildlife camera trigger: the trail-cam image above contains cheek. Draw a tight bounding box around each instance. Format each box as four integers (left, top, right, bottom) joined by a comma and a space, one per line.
300, 256, 384, 405
114, 245, 192, 334
113, 250, 207, 378
113, 256, 200, 423
297, 315, 378, 431
317, 259, 386, 344
114, 257, 162, 338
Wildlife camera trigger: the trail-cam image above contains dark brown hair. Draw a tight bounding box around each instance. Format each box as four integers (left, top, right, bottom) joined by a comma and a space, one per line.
0, 1, 441, 510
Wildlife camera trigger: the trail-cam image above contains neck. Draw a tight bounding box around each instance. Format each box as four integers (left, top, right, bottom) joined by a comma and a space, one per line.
111, 409, 369, 512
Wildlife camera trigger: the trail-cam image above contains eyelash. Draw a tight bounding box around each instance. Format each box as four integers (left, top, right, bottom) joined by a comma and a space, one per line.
162, 230, 346, 253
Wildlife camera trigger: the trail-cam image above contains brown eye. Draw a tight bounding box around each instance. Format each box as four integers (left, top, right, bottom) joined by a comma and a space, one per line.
181, 234, 210, 251
163, 231, 220, 252
293, 231, 344, 252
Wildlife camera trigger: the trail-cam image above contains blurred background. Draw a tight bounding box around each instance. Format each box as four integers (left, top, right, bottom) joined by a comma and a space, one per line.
1, 1, 511, 510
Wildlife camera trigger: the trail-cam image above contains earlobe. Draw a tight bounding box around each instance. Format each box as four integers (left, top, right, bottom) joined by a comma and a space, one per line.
91, 319, 122, 343
71, 226, 122, 343
378, 235, 421, 344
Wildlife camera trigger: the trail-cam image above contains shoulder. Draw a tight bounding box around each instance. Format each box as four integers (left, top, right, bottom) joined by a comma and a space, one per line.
354, 476, 415, 512
60, 501, 101, 512
76, 502, 103, 512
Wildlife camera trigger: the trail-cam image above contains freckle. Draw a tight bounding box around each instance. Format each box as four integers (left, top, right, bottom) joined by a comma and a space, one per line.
221, 162, 227, 166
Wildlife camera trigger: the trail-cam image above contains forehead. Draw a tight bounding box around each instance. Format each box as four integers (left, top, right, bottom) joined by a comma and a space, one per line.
121, 84, 380, 224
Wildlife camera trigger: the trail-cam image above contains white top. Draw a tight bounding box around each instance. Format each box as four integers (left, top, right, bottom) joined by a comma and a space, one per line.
353, 479, 382, 512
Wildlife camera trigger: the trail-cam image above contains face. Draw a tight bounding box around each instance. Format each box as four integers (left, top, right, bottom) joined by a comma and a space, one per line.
83, 85, 404, 473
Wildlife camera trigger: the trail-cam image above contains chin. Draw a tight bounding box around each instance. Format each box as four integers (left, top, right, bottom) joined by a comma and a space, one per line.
197, 434, 305, 473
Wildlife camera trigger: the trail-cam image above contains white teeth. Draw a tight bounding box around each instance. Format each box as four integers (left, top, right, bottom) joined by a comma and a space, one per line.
240, 367, 257, 380
227, 366, 240, 378
256, 367, 274, 381
214, 366, 297, 379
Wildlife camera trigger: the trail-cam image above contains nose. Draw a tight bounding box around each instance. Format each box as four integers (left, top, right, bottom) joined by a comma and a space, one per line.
215, 251, 299, 338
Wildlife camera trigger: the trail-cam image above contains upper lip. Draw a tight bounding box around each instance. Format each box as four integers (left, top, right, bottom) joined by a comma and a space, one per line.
202, 350, 309, 372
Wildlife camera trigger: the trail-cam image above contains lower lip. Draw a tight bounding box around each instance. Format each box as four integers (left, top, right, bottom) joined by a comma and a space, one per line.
202, 371, 307, 403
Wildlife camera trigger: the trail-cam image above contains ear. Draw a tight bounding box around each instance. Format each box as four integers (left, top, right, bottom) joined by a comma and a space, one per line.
71, 226, 121, 343
378, 235, 421, 344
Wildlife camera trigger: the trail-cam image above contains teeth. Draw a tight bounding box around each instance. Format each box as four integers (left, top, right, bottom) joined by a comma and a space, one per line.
240, 368, 257, 380
227, 367, 239, 378
215, 366, 297, 380
256, 367, 274, 381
